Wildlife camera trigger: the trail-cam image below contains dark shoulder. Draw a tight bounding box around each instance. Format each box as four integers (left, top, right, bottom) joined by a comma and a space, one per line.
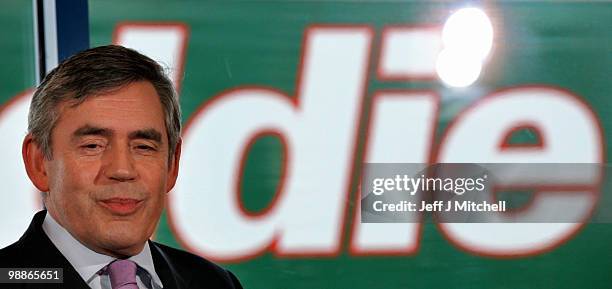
0, 211, 52, 268
0, 238, 33, 267
150, 242, 243, 289
0, 241, 20, 267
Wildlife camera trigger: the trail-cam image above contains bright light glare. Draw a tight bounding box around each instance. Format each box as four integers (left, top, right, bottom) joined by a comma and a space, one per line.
436, 49, 482, 88
437, 7, 494, 88
442, 7, 494, 60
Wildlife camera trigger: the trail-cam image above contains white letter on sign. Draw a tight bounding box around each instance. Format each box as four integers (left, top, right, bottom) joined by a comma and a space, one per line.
350, 91, 439, 255
436, 86, 603, 257
169, 26, 373, 261
0, 91, 40, 248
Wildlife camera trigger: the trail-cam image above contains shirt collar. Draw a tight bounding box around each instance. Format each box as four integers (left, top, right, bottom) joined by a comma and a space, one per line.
42, 211, 164, 287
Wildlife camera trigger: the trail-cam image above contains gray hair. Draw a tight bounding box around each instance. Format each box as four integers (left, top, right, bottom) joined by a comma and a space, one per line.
28, 45, 182, 161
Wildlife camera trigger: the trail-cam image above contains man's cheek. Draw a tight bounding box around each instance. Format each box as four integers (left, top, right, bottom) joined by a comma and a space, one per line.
142, 169, 169, 191
73, 165, 100, 183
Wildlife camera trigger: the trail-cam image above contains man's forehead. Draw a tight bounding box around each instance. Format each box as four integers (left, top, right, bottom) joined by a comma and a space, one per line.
52, 83, 168, 139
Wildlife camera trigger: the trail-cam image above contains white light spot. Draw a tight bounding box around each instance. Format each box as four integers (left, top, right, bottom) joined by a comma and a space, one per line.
437, 7, 494, 88
436, 49, 482, 88
442, 7, 494, 60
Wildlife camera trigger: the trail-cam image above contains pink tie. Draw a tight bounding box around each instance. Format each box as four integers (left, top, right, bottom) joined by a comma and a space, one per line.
107, 259, 140, 289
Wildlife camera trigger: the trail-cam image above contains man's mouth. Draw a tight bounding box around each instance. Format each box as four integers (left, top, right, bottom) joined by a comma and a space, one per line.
98, 198, 144, 215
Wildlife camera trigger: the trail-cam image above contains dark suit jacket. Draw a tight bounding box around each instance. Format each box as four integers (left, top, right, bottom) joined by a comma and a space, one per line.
0, 210, 243, 289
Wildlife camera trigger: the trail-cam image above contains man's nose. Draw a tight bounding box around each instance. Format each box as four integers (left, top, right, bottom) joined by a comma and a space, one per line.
103, 144, 137, 182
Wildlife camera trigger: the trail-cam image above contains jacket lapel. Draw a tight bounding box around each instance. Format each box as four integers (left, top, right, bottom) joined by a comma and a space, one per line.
149, 241, 187, 289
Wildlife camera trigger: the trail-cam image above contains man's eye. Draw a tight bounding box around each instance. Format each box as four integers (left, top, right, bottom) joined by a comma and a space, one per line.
82, 144, 102, 149
80, 143, 104, 155
136, 145, 155, 151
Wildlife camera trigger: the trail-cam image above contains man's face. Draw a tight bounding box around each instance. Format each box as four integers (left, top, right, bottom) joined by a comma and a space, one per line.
42, 81, 178, 257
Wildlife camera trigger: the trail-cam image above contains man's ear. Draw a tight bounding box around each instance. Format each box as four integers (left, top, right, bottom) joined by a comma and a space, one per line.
22, 134, 49, 192
166, 137, 182, 192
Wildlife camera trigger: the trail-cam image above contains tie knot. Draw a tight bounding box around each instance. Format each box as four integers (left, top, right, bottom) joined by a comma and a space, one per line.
107, 259, 139, 289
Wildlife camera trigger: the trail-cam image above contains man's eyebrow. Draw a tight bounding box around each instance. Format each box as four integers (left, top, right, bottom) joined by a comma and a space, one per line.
71, 126, 162, 144
128, 128, 162, 143
72, 125, 113, 138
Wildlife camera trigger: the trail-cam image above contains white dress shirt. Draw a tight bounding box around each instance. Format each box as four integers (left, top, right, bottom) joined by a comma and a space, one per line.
42, 212, 164, 289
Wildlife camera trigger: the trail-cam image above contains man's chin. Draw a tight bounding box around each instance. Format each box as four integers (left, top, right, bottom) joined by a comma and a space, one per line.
94, 236, 149, 258
90, 227, 151, 257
